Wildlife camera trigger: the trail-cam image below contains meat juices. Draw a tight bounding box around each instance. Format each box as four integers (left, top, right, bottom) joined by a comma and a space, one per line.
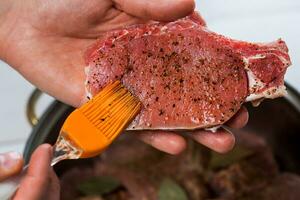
85, 12, 291, 130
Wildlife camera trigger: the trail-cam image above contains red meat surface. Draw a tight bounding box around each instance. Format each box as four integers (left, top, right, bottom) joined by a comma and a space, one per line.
85, 12, 291, 130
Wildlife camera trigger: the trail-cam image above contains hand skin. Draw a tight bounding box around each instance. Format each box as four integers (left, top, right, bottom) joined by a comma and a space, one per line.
0, 144, 60, 200
0, 0, 248, 155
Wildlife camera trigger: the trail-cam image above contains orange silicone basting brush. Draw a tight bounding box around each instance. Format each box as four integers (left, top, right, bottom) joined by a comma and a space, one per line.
0, 81, 141, 199
52, 80, 141, 162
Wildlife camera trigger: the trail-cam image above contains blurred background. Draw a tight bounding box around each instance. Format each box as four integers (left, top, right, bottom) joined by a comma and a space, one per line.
0, 0, 299, 153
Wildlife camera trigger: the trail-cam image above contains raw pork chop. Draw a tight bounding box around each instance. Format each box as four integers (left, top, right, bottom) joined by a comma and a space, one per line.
85, 12, 291, 130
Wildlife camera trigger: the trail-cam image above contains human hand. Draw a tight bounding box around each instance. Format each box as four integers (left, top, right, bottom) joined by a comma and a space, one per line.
0, 0, 248, 154
0, 144, 60, 200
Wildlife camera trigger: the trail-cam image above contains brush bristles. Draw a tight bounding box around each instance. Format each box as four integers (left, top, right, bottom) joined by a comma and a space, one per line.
80, 81, 141, 139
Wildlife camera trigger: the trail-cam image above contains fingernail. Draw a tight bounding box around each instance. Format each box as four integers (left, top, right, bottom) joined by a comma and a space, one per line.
41, 144, 53, 157
0, 152, 22, 170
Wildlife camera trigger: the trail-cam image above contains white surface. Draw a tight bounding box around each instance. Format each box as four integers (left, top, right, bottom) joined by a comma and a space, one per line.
0, 61, 53, 154
0, 0, 299, 154
0, 61, 32, 153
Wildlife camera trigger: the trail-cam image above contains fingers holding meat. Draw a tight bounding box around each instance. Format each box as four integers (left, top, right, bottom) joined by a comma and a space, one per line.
133, 131, 187, 155
134, 129, 235, 155
226, 106, 249, 129
189, 128, 235, 154
112, 0, 195, 21
0, 152, 23, 181
187, 107, 248, 153
185, 106, 247, 153
133, 106, 247, 154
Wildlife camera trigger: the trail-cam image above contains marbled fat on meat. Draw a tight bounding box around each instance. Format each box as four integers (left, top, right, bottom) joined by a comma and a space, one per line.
85, 12, 291, 130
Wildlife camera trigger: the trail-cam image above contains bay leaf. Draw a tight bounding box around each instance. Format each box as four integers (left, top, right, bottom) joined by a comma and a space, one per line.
158, 178, 188, 200
77, 176, 121, 196
209, 145, 254, 169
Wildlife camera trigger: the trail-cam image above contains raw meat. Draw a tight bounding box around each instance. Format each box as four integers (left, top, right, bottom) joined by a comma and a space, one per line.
85, 12, 291, 130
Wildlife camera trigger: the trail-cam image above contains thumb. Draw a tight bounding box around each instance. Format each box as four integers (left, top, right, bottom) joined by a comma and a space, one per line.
13, 144, 53, 200
0, 152, 23, 181
113, 0, 195, 21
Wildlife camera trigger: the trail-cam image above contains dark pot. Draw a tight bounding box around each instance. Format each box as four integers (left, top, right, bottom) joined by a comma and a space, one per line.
23, 83, 300, 176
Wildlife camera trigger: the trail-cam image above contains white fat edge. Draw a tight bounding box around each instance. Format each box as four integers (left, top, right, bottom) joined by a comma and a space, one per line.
114, 30, 129, 41
84, 66, 93, 99
246, 85, 287, 102
85, 86, 93, 100
204, 125, 221, 133
251, 50, 291, 69
152, 23, 198, 36
243, 54, 266, 66
243, 55, 266, 102
245, 68, 266, 95
243, 54, 287, 102
126, 125, 221, 131
268, 51, 291, 67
